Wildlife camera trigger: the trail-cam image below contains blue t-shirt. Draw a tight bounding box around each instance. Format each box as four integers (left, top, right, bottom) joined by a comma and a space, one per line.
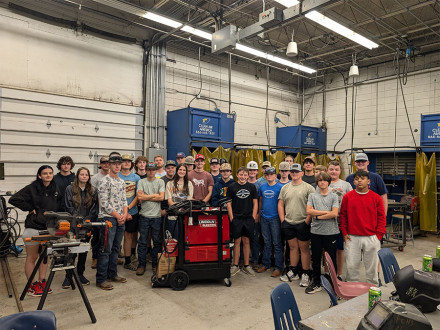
346, 171, 388, 196
259, 182, 283, 220
279, 180, 291, 186
119, 172, 141, 215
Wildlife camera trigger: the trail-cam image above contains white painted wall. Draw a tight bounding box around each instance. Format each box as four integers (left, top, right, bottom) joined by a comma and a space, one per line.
302, 54, 440, 153
0, 8, 144, 194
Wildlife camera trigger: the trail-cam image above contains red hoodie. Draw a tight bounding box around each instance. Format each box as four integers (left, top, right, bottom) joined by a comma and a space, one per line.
339, 190, 386, 240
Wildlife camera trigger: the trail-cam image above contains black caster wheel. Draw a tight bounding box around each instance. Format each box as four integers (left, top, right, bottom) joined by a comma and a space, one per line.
224, 278, 232, 287
170, 270, 189, 291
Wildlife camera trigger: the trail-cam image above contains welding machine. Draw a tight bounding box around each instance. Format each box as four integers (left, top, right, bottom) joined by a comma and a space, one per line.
152, 200, 232, 290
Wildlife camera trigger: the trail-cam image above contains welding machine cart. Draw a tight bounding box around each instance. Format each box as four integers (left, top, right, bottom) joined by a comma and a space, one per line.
152, 200, 232, 290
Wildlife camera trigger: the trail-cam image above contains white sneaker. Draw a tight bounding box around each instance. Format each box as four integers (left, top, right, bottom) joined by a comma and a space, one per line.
230, 265, 240, 276
299, 273, 310, 287
280, 269, 299, 282
242, 265, 256, 277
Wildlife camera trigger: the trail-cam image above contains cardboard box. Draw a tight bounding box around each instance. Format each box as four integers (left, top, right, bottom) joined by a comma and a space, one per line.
157, 254, 176, 277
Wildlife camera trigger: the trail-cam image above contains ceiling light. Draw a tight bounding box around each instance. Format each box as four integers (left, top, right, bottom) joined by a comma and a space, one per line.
305, 10, 379, 49
274, 0, 300, 8
286, 28, 297, 57
235, 43, 316, 74
143, 12, 182, 29
349, 53, 359, 77
181, 26, 212, 40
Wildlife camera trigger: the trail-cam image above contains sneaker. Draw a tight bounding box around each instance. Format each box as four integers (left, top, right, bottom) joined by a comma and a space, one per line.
130, 255, 138, 263
230, 265, 240, 277
242, 265, 256, 277
91, 259, 97, 269
27, 282, 43, 297
79, 275, 90, 285
39, 279, 52, 294
136, 267, 145, 276
299, 273, 310, 287
124, 262, 138, 271
280, 269, 299, 282
250, 262, 259, 271
96, 281, 114, 290
305, 281, 323, 294
62, 276, 71, 289
271, 269, 282, 278
110, 275, 127, 283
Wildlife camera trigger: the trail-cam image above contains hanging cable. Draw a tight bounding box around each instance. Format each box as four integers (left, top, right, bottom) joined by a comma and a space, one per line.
333, 71, 348, 153
265, 65, 271, 147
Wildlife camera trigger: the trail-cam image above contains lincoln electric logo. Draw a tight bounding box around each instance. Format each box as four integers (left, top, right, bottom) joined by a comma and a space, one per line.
202, 118, 210, 124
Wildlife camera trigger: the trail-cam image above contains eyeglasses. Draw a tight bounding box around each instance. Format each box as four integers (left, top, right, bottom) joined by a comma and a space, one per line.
355, 160, 367, 163
280, 170, 290, 172
291, 170, 301, 173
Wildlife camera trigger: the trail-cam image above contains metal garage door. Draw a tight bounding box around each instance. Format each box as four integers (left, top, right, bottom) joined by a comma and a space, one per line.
0, 87, 144, 194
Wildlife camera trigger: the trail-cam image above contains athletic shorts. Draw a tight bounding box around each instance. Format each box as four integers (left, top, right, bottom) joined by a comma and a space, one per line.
231, 217, 255, 239
22, 228, 41, 246
281, 220, 311, 242
336, 232, 344, 250
125, 213, 139, 233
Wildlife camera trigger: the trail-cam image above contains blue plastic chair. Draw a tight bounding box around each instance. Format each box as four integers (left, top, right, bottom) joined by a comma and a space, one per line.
0, 311, 56, 330
320, 275, 338, 307
270, 283, 301, 330
378, 248, 400, 284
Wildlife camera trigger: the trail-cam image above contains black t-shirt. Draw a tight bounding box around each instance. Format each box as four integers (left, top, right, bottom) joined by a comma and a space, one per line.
136, 172, 148, 179
53, 172, 75, 212
226, 182, 257, 218
302, 174, 317, 188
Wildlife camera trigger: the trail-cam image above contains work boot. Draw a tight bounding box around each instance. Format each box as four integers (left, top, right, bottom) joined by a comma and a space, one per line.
136, 267, 145, 276
257, 266, 268, 273
91, 259, 97, 269
271, 269, 282, 278
110, 275, 127, 283
62, 276, 71, 289
96, 281, 114, 290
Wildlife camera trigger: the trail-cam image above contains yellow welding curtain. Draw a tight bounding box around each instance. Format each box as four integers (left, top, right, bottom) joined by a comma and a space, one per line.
267, 150, 286, 174
294, 153, 335, 167
415, 152, 437, 232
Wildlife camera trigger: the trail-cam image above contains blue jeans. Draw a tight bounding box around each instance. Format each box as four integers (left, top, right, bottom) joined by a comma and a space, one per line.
96, 217, 125, 284
260, 217, 283, 271
250, 222, 261, 264
138, 216, 162, 268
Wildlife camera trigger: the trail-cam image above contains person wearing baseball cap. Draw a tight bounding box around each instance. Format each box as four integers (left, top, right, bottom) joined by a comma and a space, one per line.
188, 154, 214, 203
136, 162, 165, 276
302, 156, 316, 187
91, 156, 110, 188
185, 156, 195, 172
278, 162, 315, 286
209, 158, 222, 184
246, 161, 259, 186
345, 152, 388, 213
119, 154, 141, 271
278, 161, 291, 185
96, 151, 128, 290
256, 161, 274, 190
212, 163, 235, 207
176, 152, 186, 165
257, 167, 284, 277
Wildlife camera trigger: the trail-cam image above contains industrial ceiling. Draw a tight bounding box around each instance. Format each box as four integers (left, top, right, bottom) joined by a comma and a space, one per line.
3, 0, 440, 78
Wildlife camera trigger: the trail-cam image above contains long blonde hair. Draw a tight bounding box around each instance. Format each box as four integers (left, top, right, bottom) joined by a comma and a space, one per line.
73, 167, 94, 208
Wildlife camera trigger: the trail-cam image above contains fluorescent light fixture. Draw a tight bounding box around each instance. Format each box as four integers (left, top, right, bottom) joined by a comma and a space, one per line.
305, 10, 379, 49
274, 0, 299, 8
143, 12, 182, 29
235, 43, 316, 74
142, 12, 212, 40
181, 26, 212, 40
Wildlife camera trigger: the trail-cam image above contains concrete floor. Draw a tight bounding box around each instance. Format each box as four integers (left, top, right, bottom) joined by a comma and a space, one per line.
1, 235, 439, 330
